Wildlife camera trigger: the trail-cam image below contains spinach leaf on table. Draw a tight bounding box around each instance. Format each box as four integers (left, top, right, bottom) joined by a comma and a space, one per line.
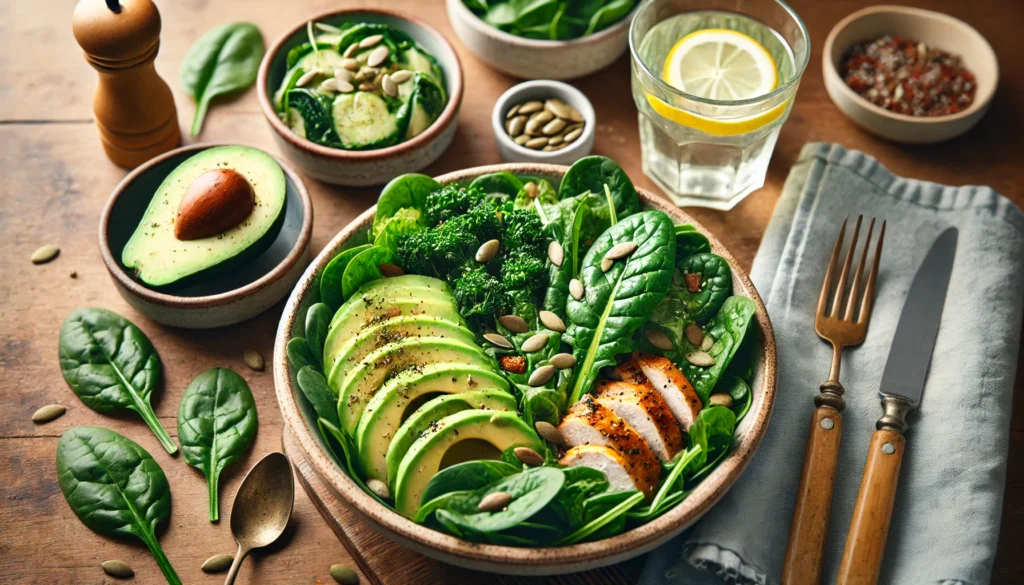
58, 308, 177, 454
563, 211, 676, 404
56, 426, 182, 585
181, 22, 264, 136
177, 368, 258, 522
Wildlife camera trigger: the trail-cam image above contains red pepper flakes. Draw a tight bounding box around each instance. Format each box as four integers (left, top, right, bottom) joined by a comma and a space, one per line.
839, 34, 976, 117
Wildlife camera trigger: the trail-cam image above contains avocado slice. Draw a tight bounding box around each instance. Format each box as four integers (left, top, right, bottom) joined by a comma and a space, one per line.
356, 365, 512, 483
323, 315, 474, 379
393, 410, 543, 518
328, 274, 454, 328
334, 337, 494, 434
121, 146, 286, 288
384, 388, 517, 487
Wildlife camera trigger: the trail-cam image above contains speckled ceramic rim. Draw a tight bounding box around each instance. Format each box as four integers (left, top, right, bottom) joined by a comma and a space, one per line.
449, 0, 638, 48
273, 163, 777, 571
256, 8, 465, 162
491, 80, 596, 160
98, 142, 314, 309
823, 4, 998, 124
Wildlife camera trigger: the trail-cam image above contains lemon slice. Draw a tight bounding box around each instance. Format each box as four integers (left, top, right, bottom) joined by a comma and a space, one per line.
662, 29, 777, 100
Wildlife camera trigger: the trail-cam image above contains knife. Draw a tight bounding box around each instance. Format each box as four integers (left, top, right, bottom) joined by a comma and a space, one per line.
835, 227, 958, 585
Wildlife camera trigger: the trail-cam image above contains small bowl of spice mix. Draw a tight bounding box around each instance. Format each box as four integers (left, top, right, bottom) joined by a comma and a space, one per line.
491, 80, 595, 165
823, 5, 997, 143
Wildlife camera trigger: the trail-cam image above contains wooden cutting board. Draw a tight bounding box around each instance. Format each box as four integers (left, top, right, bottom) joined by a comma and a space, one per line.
282, 426, 645, 585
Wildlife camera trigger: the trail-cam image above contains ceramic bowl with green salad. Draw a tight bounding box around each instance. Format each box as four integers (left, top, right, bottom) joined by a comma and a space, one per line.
447, 0, 638, 80
258, 9, 464, 186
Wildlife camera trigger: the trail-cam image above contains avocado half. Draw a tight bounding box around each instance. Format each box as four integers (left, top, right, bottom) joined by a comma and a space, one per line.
121, 146, 287, 289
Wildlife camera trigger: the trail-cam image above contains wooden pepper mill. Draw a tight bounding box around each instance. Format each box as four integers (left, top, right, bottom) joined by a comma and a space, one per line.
72, 0, 180, 168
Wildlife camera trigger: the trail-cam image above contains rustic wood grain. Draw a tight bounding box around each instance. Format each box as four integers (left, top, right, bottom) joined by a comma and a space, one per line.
0, 0, 1021, 584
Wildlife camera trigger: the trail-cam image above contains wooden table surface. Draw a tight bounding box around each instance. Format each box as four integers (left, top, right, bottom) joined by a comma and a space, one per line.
1, 0, 1020, 583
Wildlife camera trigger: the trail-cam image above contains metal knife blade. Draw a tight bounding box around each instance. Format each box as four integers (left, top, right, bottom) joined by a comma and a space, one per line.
879, 227, 958, 405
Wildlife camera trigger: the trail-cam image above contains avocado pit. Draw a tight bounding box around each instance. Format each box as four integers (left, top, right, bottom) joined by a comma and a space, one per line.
175, 168, 255, 241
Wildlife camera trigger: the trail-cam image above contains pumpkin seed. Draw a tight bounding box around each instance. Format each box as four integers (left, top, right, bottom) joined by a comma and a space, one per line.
550, 353, 576, 369
684, 324, 704, 346
566, 107, 585, 123
542, 144, 566, 152
378, 263, 405, 277
709, 393, 734, 408
319, 78, 340, 93
243, 349, 264, 371
381, 75, 397, 97
525, 137, 549, 149
499, 314, 529, 333
539, 310, 566, 332
334, 68, 353, 82
367, 45, 390, 67
358, 82, 374, 92
514, 135, 531, 146
476, 239, 500, 263
484, 333, 514, 349
517, 100, 544, 115
523, 181, 539, 198
315, 22, 342, 33
296, 70, 318, 87
547, 241, 564, 267
390, 69, 413, 84
644, 328, 674, 351
535, 421, 564, 445
605, 241, 638, 260
528, 365, 556, 387
521, 333, 549, 353
342, 58, 359, 71
542, 118, 567, 136
507, 115, 527, 137
357, 51, 369, 64
506, 104, 521, 119
343, 44, 359, 58
701, 335, 714, 351
548, 135, 564, 146
330, 564, 360, 585
359, 34, 384, 48
201, 554, 234, 573
478, 491, 512, 512
31, 404, 66, 424
514, 446, 544, 466
544, 98, 572, 119
686, 351, 715, 367
101, 560, 134, 578
601, 257, 614, 272
563, 127, 584, 143
366, 478, 391, 499
353, 67, 376, 83
336, 79, 355, 93
569, 278, 584, 301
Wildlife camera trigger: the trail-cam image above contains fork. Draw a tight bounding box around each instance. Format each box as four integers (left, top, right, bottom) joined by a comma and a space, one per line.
781, 216, 885, 585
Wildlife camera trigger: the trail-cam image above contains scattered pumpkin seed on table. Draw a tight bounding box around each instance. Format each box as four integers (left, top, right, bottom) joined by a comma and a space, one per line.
502, 97, 586, 150
330, 564, 360, 585
30, 245, 60, 264
31, 404, 66, 424
101, 560, 133, 578
243, 349, 264, 371
201, 554, 234, 573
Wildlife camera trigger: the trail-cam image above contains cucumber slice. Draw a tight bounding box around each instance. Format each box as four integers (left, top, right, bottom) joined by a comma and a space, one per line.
332, 93, 400, 149
297, 48, 345, 73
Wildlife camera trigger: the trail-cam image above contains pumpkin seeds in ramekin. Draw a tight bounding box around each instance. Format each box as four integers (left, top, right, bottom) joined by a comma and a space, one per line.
502, 97, 587, 151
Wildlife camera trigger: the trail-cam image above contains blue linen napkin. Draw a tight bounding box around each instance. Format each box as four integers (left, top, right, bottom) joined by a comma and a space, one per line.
641, 143, 1024, 585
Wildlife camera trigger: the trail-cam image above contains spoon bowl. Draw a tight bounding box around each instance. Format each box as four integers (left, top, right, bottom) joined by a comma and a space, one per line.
224, 452, 295, 585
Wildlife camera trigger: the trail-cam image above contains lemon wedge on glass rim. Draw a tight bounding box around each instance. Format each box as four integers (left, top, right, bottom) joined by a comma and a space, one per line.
646, 28, 788, 136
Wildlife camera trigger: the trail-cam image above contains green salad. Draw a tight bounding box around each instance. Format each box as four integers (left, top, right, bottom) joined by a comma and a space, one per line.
289, 156, 758, 546
464, 0, 636, 40
273, 21, 447, 150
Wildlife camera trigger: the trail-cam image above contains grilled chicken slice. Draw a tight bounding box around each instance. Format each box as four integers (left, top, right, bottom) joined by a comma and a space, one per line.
559, 445, 658, 496
558, 395, 660, 498
596, 379, 684, 462
628, 353, 703, 432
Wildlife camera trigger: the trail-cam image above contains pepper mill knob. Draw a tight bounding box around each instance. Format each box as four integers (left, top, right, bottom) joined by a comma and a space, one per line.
72, 0, 180, 168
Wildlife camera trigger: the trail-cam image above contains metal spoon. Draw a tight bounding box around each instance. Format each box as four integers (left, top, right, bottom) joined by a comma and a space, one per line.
223, 452, 295, 585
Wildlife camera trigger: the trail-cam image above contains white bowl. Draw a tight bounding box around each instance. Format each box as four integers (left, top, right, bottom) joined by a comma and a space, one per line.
446, 0, 636, 80
823, 5, 998, 143
492, 80, 596, 165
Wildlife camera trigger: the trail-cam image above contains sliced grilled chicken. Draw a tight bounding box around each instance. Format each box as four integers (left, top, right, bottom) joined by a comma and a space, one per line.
558, 395, 660, 498
630, 353, 703, 432
596, 379, 684, 462
559, 445, 657, 495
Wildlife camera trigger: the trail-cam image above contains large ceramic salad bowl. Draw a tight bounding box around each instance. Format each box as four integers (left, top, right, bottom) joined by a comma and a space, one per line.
273, 162, 776, 574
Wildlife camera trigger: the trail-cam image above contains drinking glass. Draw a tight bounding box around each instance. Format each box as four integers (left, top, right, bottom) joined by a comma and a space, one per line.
630, 0, 810, 209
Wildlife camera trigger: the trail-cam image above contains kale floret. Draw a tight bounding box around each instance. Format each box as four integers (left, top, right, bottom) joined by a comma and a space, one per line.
425, 184, 486, 226
445, 199, 502, 245
500, 251, 546, 297
501, 208, 546, 257
453, 266, 501, 325
396, 226, 476, 280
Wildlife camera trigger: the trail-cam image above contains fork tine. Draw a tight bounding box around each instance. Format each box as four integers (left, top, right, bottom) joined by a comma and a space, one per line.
858, 220, 886, 324
818, 217, 848, 317
830, 215, 862, 318
843, 218, 876, 321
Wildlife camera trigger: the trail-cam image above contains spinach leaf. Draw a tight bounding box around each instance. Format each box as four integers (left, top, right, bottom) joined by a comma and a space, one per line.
181, 22, 264, 136
558, 156, 640, 221
676, 228, 712, 260
320, 244, 373, 311
296, 366, 340, 427
57, 427, 182, 585
373, 174, 439, 238
304, 302, 332, 368
675, 296, 757, 402
318, 417, 390, 506
287, 88, 341, 145
430, 467, 565, 533
628, 445, 702, 522
58, 308, 177, 454
470, 171, 523, 197
375, 208, 425, 252
678, 253, 732, 324
420, 460, 521, 505
550, 466, 609, 529
467, 0, 634, 40
542, 221, 572, 319
718, 374, 753, 421
685, 406, 737, 480
177, 368, 258, 522
341, 245, 398, 300
584, 0, 635, 35
286, 336, 317, 370
557, 490, 645, 545
564, 211, 676, 403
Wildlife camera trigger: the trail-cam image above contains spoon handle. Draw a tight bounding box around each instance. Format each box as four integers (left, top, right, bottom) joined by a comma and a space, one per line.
223, 545, 248, 585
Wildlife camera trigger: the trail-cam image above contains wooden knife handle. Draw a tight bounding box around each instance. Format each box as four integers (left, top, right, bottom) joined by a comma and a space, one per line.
835, 429, 906, 585
781, 406, 843, 585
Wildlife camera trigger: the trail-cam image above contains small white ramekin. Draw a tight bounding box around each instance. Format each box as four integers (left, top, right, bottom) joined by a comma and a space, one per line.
491, 80, 596, 166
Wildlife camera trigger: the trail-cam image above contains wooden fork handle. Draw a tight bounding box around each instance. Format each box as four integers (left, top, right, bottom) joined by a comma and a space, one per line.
781, 405, 843, 585
835, 429, 906, 585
